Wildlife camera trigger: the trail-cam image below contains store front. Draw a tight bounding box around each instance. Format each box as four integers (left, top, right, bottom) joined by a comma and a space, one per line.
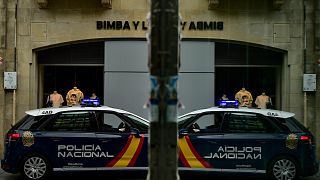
36, 40, 284, 119
37, 42, 105, 107
2, 0, 319, 157
215, 42, 284, 109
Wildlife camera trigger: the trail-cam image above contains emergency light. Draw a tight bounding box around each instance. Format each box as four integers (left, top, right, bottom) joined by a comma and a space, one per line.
81, 99, 100, 106
219, 100, 239, 108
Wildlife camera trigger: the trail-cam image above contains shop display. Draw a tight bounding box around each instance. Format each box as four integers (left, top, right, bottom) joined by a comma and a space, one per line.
66, 87, 84, 106
235, 87, 253, 107
255, 92, 272, 109
47, 90, 64, 108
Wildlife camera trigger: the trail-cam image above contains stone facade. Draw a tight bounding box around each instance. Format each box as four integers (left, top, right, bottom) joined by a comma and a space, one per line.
0, 0, 319, 158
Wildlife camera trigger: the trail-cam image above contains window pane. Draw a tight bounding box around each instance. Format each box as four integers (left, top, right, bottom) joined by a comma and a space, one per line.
188, 113, 223, 133
96, 112, 128, 132
44, 111, 93, 131
226, 113, 274, 133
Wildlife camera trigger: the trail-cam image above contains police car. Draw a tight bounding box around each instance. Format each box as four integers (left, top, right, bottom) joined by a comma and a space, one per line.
1, 100, 149, 180
2, 100, 319, 180
177, 100, 319, 180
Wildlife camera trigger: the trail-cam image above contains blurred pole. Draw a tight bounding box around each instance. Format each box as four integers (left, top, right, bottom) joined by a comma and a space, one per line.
147, 0, 180, 180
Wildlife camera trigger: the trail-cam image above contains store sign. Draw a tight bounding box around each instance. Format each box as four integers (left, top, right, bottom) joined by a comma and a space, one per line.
96, 20, 224, 31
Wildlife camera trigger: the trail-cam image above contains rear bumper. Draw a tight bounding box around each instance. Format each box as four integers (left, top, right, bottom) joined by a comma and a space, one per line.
301, 161, 319, 177
1, 159, 18, 174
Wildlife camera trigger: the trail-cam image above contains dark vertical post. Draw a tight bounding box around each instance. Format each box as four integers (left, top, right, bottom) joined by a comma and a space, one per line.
147, 0, 180, 180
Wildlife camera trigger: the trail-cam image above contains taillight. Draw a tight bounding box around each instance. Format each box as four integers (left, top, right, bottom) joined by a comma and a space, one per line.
7, 133, 20, 141
300, 135, 312, 144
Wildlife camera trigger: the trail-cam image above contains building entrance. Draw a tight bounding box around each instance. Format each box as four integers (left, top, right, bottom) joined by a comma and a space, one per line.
215, 67, 279, 108
42, 66, 104, 107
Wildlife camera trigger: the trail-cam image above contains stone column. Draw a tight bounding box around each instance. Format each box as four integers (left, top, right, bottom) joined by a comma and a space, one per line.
0, 0, 6, 157
315, 0, 320, 159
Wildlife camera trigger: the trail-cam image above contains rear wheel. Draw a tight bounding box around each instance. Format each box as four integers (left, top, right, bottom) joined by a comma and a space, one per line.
20, 154, 51, 180
268, 156, 299, 180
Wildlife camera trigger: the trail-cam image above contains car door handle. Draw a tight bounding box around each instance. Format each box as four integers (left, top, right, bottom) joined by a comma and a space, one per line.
208, 141, 218, 144
98, 139, 110, 143
50, 138, 62, 142
257, 140, 270, 144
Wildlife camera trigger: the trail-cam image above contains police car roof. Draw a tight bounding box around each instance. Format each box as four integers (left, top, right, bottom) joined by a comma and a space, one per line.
179, 107, 295, 119
25, 106, 147, 120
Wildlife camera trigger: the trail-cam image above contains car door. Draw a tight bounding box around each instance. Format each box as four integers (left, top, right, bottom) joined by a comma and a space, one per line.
38, 111, 99, 170
220, 112, 281, 173
178, 112, 224, 172
94, 111, 147, 170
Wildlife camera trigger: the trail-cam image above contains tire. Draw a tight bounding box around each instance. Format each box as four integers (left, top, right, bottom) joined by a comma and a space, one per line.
20, 154, 51, 180
267, 156, 299, 180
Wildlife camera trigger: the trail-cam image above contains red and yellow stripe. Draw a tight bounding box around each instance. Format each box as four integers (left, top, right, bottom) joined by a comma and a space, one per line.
106, 135, 144, 167
178, 136, 212, 168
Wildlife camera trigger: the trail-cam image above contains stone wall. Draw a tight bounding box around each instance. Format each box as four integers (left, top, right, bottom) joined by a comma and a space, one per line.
0, 0, 318, 157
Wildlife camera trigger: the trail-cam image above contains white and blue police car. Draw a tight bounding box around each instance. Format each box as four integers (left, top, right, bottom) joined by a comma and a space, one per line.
177, 100, 319, 180
1, 99, 149, 180
1, 100, 319, 180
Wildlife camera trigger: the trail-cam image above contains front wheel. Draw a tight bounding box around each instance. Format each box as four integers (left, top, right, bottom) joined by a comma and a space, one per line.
267, 156, 299, 180
20, 154, 51, 180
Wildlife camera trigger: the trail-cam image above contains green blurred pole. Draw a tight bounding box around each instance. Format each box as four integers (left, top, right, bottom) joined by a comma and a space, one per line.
147, 0, 180, 180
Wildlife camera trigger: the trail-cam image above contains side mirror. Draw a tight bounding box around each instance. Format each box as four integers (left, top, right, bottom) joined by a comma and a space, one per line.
130, 127, 141, 138
178, 129, 188, 138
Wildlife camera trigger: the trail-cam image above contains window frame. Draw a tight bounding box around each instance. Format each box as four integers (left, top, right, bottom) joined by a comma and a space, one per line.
94, 110, 133, 133
221, 112, 281, 134
184, 112, 225, 134
39, 110, 98, 132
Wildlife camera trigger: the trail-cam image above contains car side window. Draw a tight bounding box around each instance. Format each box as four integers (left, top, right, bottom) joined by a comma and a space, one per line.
43, 111, 96, 132
187, 113, 223, 133
123, 113, 149, 133
96, 112, 129, 133
224, 112, 277, 133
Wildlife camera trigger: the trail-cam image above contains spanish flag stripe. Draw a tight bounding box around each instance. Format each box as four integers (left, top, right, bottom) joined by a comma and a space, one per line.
128, 135, 145, 167
113, 135, 142, 167
185, 136, 212, 168
106, 135, 133, 167
179, 148, 191, 167
178, 136, 205, 168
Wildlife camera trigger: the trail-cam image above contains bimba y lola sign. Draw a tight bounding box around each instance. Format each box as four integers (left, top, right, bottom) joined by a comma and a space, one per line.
96, 20, 224, 31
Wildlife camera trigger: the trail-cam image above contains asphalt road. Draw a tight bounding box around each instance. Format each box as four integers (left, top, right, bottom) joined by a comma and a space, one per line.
0, 169, 319, 180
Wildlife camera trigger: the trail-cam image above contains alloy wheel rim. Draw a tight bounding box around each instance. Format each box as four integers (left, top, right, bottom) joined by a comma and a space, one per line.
273, 159, 296, 180
24, 157, 47, 179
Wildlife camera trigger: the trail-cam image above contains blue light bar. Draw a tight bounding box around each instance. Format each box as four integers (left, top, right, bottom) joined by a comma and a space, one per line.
219, 100, 239, 108
81, 99, 100, 106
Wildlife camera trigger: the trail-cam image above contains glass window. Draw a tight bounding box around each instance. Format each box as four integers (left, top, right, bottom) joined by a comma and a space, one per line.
43, 111, 95, 132
123, 113, 149, 132
96, 112, 129, 133
178, 114, 196, 129
225, 113, 276, 133
187, 113, 223, 133
272, 117, 306, 133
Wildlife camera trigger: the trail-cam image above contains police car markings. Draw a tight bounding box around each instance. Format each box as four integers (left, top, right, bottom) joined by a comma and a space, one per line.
106, 135, 144, 167
57, 144, 114, 158
22, 131, 34, 147
178, 136, 212, 168
286, 133, 298, 149
41, 110, 53, 115
204, 146, 262, 160
267, 112, 279, 117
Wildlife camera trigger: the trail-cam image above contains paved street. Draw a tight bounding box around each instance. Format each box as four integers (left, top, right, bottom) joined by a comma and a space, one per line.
0, 168, 319, 180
